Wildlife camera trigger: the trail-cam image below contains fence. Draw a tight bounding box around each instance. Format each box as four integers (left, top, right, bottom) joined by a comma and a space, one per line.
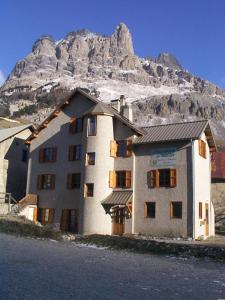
0, 193, 17, 214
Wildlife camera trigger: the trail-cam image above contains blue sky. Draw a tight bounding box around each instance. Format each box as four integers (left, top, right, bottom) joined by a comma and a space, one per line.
0, 0, 225, 88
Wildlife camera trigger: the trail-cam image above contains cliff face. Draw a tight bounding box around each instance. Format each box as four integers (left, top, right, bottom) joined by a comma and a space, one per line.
0, 23, 225, 146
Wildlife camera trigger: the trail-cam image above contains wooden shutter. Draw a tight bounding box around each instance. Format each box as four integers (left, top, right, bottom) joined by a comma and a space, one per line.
52, 147, 57, 162
125, 171, 131, 188
170, 202, 173, 218
48, 209, 55, 223
199, 202, 202, 219
60, 209, 69, 231
39, 149, 44, 162
199, 140, 206, 158
69, 118, 76, 133
126, 140, 132, 157
109, 171, 116, 188
68, 145, 74, 161
84, 184, 87, 197
33, 207, 37, 223
110, 141, 118, 157
149, 170, 157, 188
51, 175, 56, 189
37, 175, 42, 189
67, 174, 73, 189
170, 169, 177, 188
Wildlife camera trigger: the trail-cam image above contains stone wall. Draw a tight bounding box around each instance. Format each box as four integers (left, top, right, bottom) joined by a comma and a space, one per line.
212, 180, 225, 232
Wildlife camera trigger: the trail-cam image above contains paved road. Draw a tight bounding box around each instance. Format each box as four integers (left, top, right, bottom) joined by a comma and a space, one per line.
0, 234, 225, 300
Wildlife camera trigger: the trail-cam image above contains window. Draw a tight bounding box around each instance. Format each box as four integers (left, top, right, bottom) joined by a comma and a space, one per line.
199, 140, 206, 158
37, 174, 55, 190
38, 208, 54, 225
68, 145, 82, 161
109, 171, 131, 188
110, 140, 132, 158
22, 149, 28, 162
39, 147, 57, 163
84, 183, 94, 197
148, 169, 176, 188
170, 202, 182, 219
67, 173, 81, 189
145, 202, 156, 218
69, 117, 83, 134
87, 152, 95, 165
199, 202, 203, 219
88, 116, 97, 136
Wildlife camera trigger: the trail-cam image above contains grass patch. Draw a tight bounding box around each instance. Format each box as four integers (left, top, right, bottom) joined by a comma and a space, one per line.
75, 234, 225, 261
0, 215, 62, 240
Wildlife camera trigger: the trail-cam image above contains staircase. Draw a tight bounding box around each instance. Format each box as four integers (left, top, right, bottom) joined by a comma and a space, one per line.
0, 193, 17, 214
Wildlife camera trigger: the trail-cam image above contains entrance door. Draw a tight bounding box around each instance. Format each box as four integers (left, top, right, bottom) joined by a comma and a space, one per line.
205, 203, 209, 236
112, 207, 125, 235
60, 209, 79, 233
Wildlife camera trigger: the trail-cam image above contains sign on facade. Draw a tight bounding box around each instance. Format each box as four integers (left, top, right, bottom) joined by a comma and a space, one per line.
151, 148, 176, 167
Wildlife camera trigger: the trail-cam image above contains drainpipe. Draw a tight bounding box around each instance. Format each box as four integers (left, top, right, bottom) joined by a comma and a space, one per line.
191, 139, 195, 240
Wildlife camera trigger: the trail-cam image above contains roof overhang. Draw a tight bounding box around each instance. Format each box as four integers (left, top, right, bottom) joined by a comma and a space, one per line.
101, 191, 133, 213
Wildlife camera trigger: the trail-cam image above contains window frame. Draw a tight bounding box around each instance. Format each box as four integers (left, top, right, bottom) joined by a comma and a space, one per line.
145, 202, 156, 218
170, 202, 182, 219
67, 173, 81, 189
68, 145, 82, 161
37, 174, 55, 190
39, 147, 57, 163
84, 183, 94, 197
199, 139, 206, 159
86, 152, 95, 165
69, 117, 83, 134
199, 202, 203, 219
87, 115, 97, 136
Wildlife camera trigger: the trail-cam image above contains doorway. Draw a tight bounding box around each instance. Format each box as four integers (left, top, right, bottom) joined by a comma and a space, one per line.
112, 207, 125, 235
60, 209, 79, 233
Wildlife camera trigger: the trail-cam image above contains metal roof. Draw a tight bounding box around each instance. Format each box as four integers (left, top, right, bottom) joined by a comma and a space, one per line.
0, 124, 33, 143
101, 191, 133, 206
134, 120, 215, 148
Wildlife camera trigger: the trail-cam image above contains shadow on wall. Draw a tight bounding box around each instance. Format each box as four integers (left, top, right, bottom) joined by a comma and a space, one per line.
5, 137, 28, 201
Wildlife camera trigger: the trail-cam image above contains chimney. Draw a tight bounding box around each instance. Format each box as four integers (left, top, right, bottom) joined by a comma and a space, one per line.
110, 95, 133, 122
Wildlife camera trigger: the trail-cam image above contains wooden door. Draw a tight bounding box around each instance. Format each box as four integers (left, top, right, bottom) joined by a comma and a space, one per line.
60, 209, 70, 231
112, 207, 125, 235
69, 209, 79, 233
205, 203, 209, 236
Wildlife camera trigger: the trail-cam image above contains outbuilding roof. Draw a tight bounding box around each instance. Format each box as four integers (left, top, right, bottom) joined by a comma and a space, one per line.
0, 124, 33, 143
134, 120, 216, 150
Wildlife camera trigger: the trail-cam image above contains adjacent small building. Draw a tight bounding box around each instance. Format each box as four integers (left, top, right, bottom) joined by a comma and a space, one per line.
0, 124, 33, 213
211, 152, 225, 231
25, 88, 216, 239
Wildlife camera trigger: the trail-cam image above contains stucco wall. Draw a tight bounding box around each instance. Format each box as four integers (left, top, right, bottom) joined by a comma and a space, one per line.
133, 141, 191, 237
0, 128, 31, 200
193, 134, 215, 238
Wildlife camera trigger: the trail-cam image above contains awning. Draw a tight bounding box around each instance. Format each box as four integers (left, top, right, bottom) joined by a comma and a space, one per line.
101, 191, 133, 213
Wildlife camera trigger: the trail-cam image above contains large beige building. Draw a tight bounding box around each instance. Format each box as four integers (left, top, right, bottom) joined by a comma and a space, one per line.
26, 88, 216, 239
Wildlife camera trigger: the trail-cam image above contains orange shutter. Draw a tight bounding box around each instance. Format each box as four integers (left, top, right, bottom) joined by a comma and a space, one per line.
149, 170, 156, 188
69, 118, 76, 133
48, 209, 55, 223
84, 184, 87, 197
170, 169, 177, 188
170, 202, 173, 218
125, 171, 131, 188
39, 149, 44, 162
156, 170, 160, 188
109, 171, 116, 188
67, 174, 72, 189
37, 175, 42, 189
126, 140, 133, 157
60, 209, 69, 231
33, 207, 37, 223
110, 141, 118, 157
52, 147, 57, 162
68, 145, 74, 161
51, 175, 56, 189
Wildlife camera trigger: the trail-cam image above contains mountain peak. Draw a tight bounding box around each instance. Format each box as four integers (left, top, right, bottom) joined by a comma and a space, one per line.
156, 52, 182, 70
111, 22, 134, 54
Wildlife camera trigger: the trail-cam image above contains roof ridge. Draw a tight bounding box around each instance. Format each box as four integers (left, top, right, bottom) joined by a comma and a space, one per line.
142, 119, 209, 129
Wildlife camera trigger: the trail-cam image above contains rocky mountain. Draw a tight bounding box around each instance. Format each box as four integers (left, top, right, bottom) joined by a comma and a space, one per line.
0, 23, 225, 148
